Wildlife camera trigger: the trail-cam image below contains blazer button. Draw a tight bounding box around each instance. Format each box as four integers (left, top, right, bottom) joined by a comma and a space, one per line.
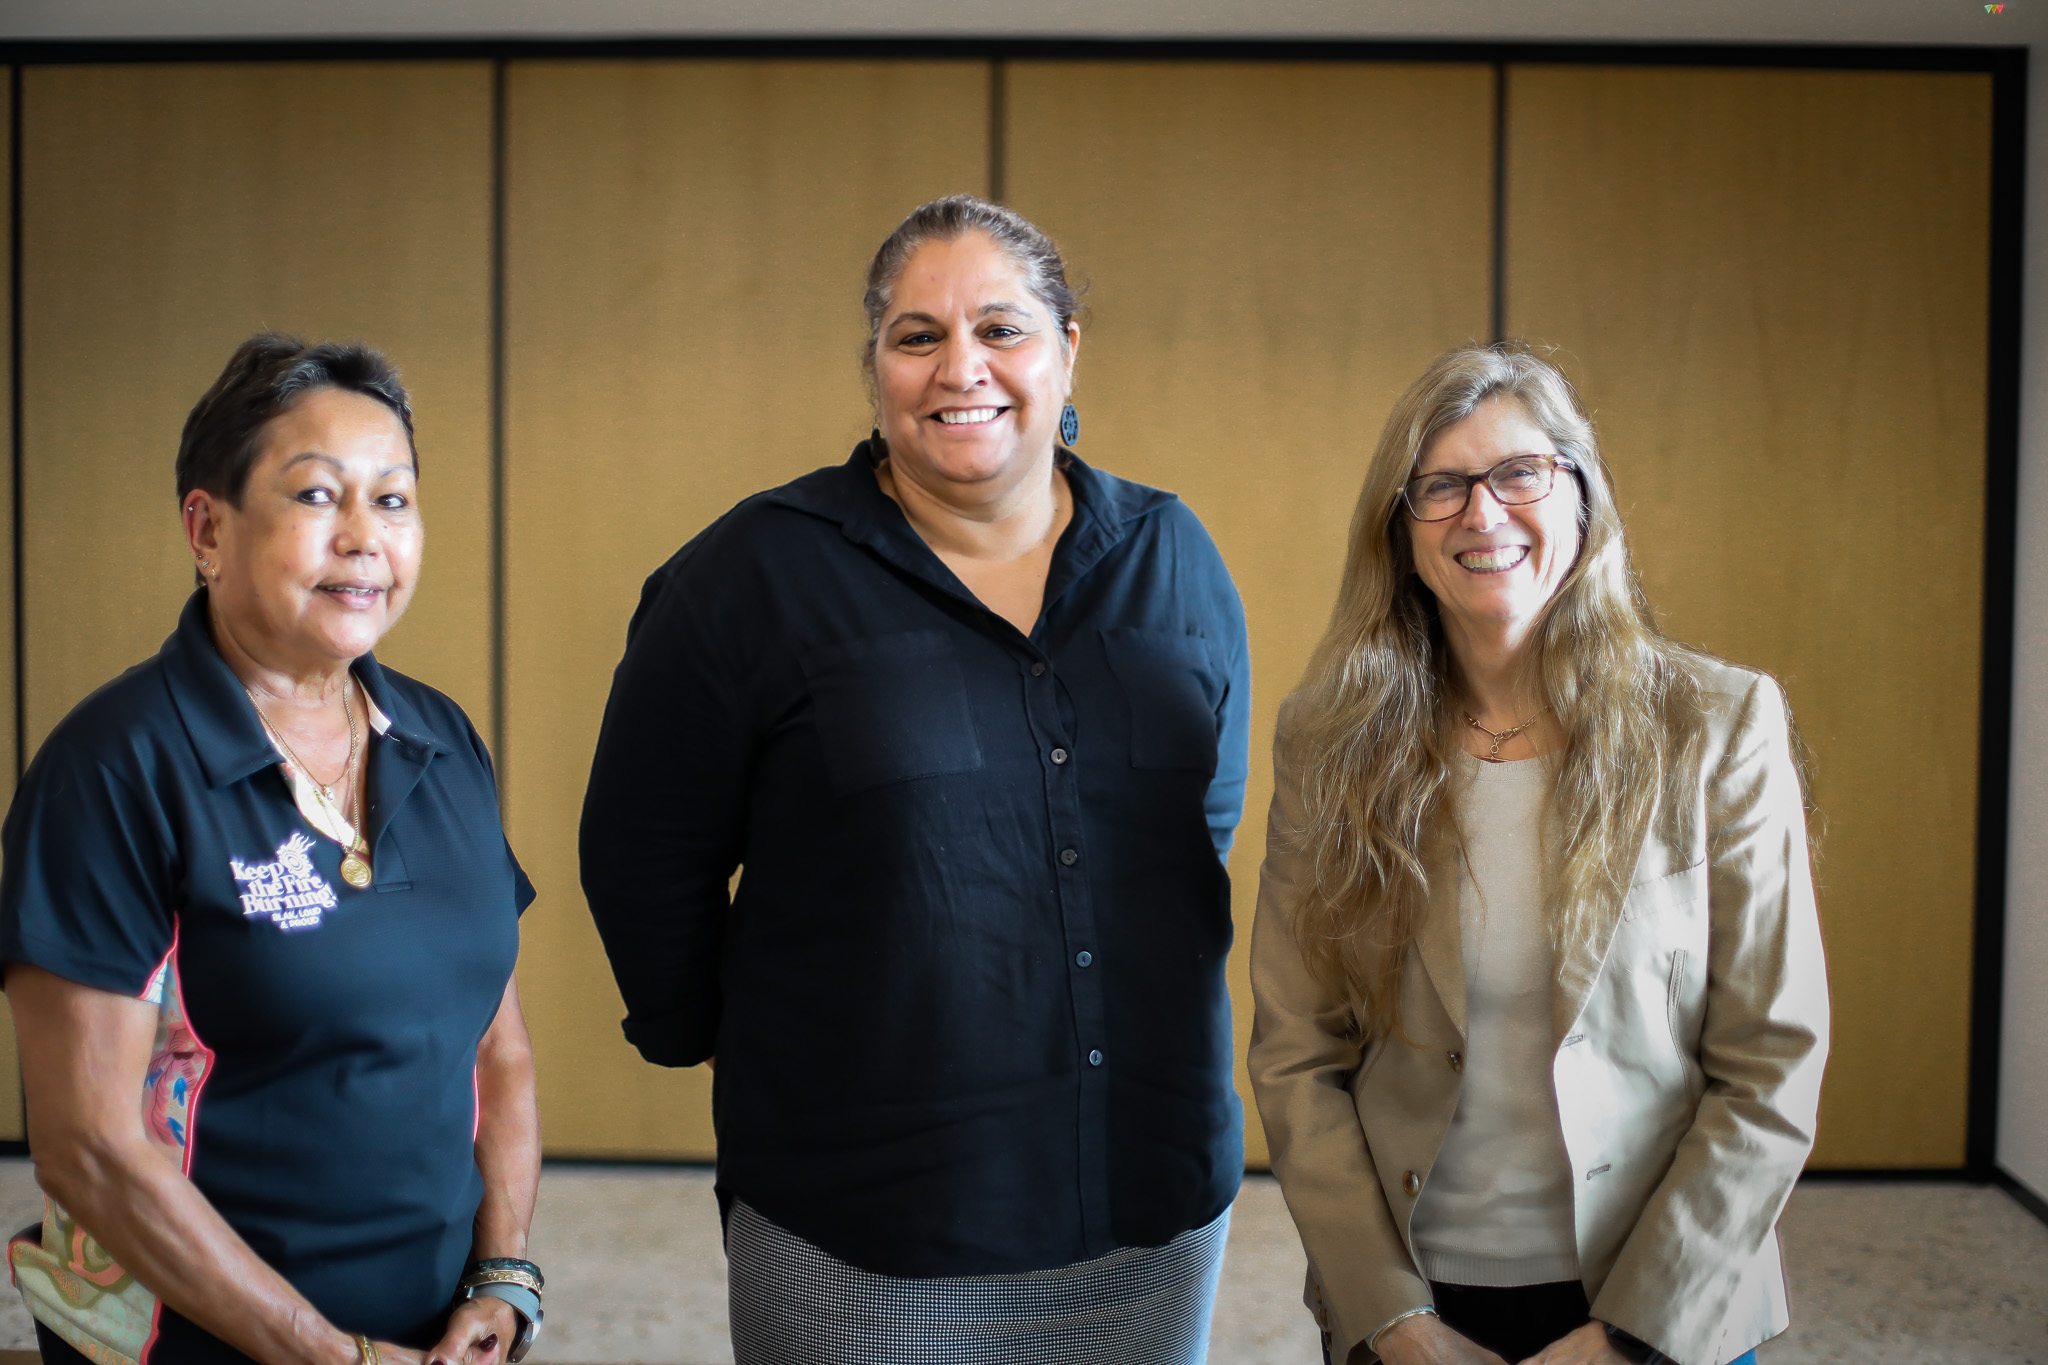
1447, 1050, 1464, 1073
1402, 1170, 1422, 1196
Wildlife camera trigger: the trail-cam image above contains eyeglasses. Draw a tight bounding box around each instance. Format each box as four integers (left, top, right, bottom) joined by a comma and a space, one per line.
1400, 454, 1579, 522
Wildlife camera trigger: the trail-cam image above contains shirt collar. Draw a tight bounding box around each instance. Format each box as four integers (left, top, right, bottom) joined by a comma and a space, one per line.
764, 438, 1178, 611
159, 588, 455, 791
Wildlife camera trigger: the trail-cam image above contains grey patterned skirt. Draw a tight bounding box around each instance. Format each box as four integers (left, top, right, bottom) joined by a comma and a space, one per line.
726, 1200, 1231, 1365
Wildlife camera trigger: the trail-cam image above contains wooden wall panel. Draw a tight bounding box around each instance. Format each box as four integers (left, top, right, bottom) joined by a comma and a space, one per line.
1005, 61, 1496, 1168
0, 66, 21, 1143
1504, 66, 1993, 1167
19, 63, 495, 753
503, 59, 990, 1157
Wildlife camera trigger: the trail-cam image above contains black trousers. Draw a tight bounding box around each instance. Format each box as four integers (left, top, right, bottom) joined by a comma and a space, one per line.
1431, 1279, 1598, 1360
35, 1320, 93, 1365
1325, 1280, 1670, 1364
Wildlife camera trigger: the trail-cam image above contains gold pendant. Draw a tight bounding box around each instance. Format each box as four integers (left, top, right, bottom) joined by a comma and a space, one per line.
340, 852, 373, 889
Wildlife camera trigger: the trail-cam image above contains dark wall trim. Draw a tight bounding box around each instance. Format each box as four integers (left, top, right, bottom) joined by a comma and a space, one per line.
0, 33, 2027, 1176
0, 36, 2026, 72
541, 1154, 716, 1172
1995, 1165, 2048, 1226
1801, 1166, 1992, 1182
1970, 44, 2028, 1181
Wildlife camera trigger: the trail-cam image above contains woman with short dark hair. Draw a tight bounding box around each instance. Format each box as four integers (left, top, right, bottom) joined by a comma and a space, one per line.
1250, 344, 1828, 1365
582, 195, 1250, 1364
2, 334, 544, 1365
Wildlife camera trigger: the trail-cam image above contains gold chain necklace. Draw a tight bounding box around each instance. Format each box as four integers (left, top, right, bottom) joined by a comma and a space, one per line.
245, 681, 373, 889
1463, 706, 1548, 764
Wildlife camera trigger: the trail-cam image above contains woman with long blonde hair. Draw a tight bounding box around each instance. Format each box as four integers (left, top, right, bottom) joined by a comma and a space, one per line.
1249, 344, 1828, 1365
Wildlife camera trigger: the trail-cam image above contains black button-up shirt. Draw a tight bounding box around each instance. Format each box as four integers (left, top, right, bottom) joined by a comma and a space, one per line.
581, 442, 1251, 1276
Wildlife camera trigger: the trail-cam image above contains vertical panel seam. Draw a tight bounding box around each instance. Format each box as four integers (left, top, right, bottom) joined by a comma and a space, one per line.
10, 67, 23, 787
988, 58, 1007, 203
1969, 52, 2026, 1178
7, 65, 22, 1148
489, 58, 509, 804
1491, 61, 1507, 343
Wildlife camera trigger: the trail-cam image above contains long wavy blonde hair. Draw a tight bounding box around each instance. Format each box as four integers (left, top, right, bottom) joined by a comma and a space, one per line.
1287, 343, 1711, 1040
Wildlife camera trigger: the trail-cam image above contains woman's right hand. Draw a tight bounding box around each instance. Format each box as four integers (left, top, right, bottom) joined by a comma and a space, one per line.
1373, 1313, 1511, 1365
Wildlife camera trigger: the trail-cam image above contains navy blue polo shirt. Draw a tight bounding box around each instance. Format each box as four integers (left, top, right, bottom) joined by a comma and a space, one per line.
0, 590, 531, 1362
581, 441, 1250, 1277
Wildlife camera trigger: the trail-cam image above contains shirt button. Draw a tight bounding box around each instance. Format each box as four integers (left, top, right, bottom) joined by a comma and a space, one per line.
1402, 1170, 1422, 1196
1088, 1049, 1103, 1066
1448, 1050, 1464, 1073
1076, 951, 1093, 967
1050, 747, 1069, 765
1060, 848, 1079, 866
1031, 662, 1047, 676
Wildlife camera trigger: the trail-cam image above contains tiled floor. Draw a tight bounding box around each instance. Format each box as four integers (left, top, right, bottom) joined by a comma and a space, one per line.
0, 1162, 2039, 1362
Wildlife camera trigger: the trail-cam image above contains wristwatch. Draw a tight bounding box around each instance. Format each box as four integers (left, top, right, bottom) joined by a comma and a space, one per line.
1601, 1323, 1666, 1365
459, 1280, 543, 1362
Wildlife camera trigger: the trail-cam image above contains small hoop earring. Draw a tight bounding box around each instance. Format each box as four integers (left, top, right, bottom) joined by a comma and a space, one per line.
1059, 404, 1080, 446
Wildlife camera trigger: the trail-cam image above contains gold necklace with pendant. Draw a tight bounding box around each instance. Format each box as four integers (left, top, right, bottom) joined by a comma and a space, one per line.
335, 742, 373, 889
246, 680, 374, 888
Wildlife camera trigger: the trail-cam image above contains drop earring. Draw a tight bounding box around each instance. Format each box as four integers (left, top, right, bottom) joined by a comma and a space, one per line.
1059, 404, 1080, 446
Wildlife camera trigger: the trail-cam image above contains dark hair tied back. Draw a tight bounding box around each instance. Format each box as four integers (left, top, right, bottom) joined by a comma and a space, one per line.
176, 333, 417, 508
861, 194, 1084, 383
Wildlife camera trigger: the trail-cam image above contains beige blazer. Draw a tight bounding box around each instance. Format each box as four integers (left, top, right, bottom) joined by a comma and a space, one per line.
1248, 661, 1829, 1365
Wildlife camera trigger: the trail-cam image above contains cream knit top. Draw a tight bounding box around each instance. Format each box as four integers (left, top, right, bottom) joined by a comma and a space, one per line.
1407, 751, 1581, 1287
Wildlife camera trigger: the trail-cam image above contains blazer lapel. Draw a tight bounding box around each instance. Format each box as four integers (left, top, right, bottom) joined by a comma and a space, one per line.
1550, 802, 1657, 1046
1417, 845, 1467, 1039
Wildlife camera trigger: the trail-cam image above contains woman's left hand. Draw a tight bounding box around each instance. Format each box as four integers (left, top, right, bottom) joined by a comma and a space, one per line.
1517, 1322, 1629, 1365
426, 1296, 519, 1365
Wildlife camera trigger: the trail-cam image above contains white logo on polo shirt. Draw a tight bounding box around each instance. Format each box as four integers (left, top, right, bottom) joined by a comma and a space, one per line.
231, 832, 338, 932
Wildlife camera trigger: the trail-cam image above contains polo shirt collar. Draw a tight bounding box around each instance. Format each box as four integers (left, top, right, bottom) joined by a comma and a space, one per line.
159, 589, 456, 791
765, 438, 1177, 615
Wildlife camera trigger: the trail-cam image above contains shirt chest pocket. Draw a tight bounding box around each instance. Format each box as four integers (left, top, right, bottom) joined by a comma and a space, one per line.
800, 630, 986, 795
1099, 627, 1223, 777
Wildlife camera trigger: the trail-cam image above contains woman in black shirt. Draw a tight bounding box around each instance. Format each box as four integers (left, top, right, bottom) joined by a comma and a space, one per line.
581, 195, 1250, 1363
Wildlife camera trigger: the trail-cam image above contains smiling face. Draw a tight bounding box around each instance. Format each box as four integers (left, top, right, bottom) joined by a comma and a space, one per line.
1407, 395, 1583, 644
191, 386, 422, 673
873, 231, 1079, 498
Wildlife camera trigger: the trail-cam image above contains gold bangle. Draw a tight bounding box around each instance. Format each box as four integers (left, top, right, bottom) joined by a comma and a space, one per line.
460, 1266, 543, 1296
353, 1334, 380, 1365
